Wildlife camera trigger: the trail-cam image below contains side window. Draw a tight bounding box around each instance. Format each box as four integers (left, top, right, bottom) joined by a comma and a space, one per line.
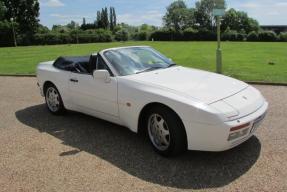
97, 56, 108, 70
97, 55, 113, 76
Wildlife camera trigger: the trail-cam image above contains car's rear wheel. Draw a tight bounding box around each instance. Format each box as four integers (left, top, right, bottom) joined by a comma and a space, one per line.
146, 105, 187, 157
45, 84, 65, 115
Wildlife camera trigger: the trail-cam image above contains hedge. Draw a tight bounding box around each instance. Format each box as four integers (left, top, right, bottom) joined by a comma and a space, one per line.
247, 31, 259, 41
31, 30, 112, 45
132, 31, 149, 41
150, 30, 216, 41
258, 31, 277, 42
279, 32, 287, 42
0, 29, 113, 46
221, 31, 246, 41
149, 30, 285, 42
115, 29, 129, 41
0, 21, 14, 47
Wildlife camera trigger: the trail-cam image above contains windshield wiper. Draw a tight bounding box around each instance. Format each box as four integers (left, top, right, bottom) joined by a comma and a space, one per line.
167, 63, 177, 68
136, 67, 163, 74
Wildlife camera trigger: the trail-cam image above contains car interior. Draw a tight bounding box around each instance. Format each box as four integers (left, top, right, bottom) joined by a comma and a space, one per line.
53, 55, 112, 75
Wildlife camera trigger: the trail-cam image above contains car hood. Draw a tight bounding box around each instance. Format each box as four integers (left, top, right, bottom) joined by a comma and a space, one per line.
125, 66, 248, 104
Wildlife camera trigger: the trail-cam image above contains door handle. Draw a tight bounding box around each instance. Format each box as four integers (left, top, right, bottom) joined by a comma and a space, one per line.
70, 78, 78, 83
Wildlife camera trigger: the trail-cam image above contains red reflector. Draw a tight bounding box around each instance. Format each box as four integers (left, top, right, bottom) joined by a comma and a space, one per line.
230, 123, 250, 132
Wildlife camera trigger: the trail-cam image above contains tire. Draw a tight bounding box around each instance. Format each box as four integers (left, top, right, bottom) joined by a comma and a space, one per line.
145, 105, 187, 157
45, 84, 66, 115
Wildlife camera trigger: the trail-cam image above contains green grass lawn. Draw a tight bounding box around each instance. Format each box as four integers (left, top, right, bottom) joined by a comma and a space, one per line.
0, 41, 286, 83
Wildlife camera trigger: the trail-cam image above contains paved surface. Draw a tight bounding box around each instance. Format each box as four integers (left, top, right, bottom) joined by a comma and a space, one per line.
0, 77, 286, 192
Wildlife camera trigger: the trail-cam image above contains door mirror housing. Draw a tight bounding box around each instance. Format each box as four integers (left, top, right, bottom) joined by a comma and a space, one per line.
93, 70, 111, 83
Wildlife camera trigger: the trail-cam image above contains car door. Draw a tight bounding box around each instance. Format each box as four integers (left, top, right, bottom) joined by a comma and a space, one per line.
69, 55, 119, 117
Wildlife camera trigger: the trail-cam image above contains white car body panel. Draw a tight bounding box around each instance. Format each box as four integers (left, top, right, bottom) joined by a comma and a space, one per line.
125, 66, 248, 104
37, 46, 268, 152
69, 73, 119, 117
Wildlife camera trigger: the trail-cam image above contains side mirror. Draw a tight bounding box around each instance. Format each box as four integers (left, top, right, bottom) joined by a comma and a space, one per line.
93, 70, 111, 83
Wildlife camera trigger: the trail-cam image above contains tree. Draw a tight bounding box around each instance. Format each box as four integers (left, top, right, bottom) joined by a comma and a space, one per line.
163, 0, 196, 31
96, 11, 102, 28
195, 0, 214, 30
82, 18, 86, 26
109, 7, 117, 31
109, 7, 113, 30
37, 24, 49, 34
100, 7, 109, 29
195, 0, 226, 30
0, 20, 14, 47
221, 8, 259, 34
112, 7, 117, 28
3, 0, 40, 34
115, 29, 128, 41
67, 21, 78, 29
0, 1, 7, 20
52, 25, 69, 33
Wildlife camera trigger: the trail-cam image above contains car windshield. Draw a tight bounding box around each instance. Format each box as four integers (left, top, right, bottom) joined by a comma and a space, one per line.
103, 47, 175, 76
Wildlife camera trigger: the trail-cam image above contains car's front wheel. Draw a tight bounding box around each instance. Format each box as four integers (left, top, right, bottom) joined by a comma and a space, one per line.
146, 105, 187, 157
45, 84, 65, 115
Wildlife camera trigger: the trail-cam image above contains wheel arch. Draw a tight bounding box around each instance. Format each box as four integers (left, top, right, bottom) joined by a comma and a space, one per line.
43, 81, 56, 95
137, 102, 187, 140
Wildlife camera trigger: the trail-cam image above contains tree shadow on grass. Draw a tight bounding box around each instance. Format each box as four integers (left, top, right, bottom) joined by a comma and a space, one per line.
15, 104, 261, 190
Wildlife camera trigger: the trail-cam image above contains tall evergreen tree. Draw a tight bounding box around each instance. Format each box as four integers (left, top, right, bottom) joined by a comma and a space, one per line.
104, 7, 109, 29
112, 7, 117, 27
109, 7, 114, 30
100, 8, 105, 29
96, 10, 102, 28
82, 17, 86, 26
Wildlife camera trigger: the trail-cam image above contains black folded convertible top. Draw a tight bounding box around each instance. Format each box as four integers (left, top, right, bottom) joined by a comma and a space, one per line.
53, 56, 90, 70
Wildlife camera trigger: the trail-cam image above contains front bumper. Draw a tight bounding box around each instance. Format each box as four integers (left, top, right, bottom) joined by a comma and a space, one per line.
186, 101, 268, 152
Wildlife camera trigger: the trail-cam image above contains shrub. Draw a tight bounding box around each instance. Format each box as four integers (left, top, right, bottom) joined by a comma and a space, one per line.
115, 29, 129, 41
31, 29, 112, 45
196, 30, 216, 41
247, 31, 259, 41
237, 33, 246, 41
258, 31, 278, 42
183, 28, 198, 41
150, 29, 216, 41
222, 30, 238, 41
222, 30, 246, 41
150, 30, 173, 41
132, 31, 148, 41
279, 32, 287, 42
0, 21, 14, 47
33, 33, 61, 45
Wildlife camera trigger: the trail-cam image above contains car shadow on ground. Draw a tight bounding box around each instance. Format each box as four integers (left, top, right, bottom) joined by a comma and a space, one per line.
15, 104, 261, 190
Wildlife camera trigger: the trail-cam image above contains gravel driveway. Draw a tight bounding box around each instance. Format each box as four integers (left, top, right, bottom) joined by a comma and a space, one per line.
0, 77, 286, 192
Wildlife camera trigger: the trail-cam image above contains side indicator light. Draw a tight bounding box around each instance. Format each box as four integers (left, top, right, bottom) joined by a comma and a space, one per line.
230, 123, 250, 132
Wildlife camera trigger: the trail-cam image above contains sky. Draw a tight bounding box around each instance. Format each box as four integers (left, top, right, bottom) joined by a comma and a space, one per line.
39, 0, 287, 28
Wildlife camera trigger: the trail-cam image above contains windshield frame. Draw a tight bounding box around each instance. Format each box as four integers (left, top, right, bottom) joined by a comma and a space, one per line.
101, 46, 175, 76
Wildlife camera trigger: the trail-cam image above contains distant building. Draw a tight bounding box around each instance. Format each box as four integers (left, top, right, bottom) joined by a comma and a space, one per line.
260, 25, 287, 34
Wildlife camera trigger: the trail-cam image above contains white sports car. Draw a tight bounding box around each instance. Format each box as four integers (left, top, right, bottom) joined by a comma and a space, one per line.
37, 46, 268, 156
